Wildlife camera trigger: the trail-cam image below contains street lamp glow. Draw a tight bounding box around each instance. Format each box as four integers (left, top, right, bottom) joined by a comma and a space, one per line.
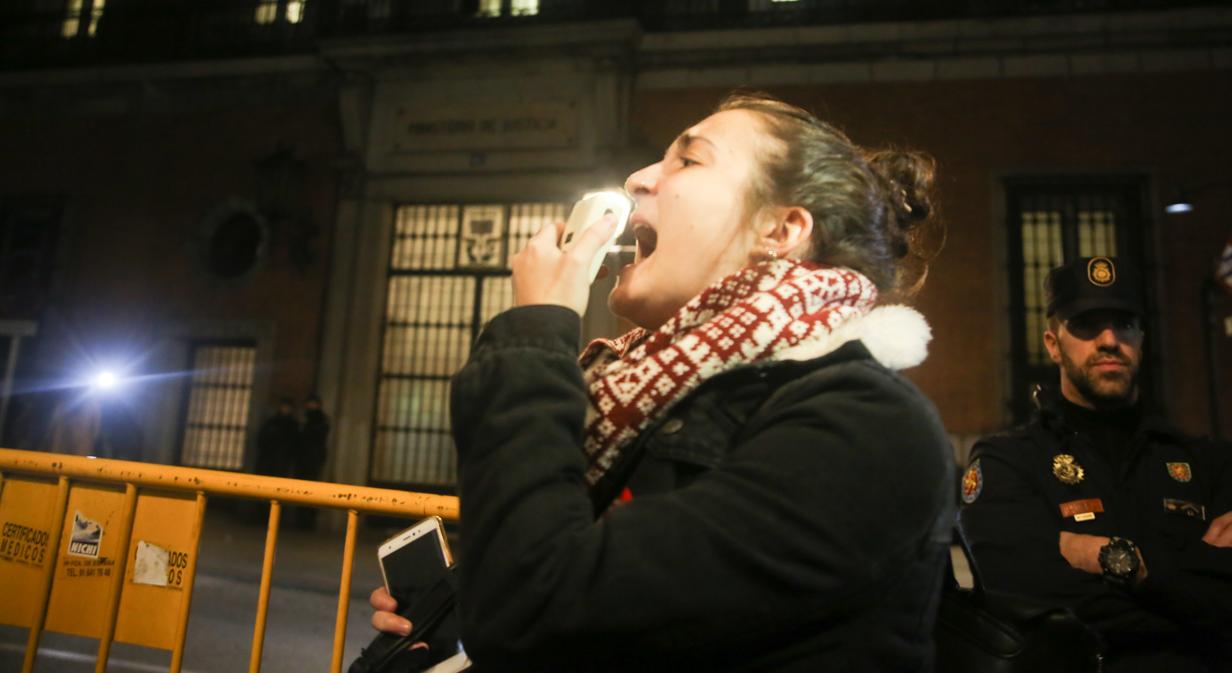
92, 370, 119, 391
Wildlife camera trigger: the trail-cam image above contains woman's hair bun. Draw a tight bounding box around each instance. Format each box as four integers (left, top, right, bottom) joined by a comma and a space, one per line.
866, 149, 944, 297
716, 91, 944, 297
867, 149, 935, 230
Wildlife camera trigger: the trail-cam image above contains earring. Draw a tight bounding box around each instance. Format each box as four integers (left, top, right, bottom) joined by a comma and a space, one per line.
751, 246, 779, 262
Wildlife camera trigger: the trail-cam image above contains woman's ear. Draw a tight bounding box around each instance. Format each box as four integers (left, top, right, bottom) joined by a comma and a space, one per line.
759, 206, 813, 259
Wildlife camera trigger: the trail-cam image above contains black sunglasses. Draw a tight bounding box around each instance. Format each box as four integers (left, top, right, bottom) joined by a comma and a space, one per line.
1064, 312, 1142, 340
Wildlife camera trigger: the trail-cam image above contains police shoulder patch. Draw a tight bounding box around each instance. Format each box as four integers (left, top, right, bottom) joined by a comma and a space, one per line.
962, 459, 983, 504
1166, 462, 1192, 483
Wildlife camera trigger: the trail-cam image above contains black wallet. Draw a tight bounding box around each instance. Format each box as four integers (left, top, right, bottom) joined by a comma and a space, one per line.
349, 567, 460, 673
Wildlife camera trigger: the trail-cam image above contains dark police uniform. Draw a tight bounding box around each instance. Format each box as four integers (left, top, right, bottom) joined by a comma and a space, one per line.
960, 256, 1232, 672
961, 390, 1232, 671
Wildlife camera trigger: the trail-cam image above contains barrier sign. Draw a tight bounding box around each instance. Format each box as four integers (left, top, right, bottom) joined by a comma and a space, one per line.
1, 475, 204, 651
44, 483, 126, 638
0, 476, 60, 628
36, 484, 203, 650
114, 491, 202, 649
68, 509, 103, 558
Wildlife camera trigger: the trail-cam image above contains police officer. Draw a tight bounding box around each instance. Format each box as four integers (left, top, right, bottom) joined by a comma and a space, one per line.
960, 256, 1232, 672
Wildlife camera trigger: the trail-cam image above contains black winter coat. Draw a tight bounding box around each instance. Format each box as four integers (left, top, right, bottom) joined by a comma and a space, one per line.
449, 305, 955, 672
960, 391, 1232, 672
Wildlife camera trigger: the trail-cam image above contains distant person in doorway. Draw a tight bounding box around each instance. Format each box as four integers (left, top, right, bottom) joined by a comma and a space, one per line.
256, 397, 298, 477
46, 394, 100, 457
292, 393, 331, 529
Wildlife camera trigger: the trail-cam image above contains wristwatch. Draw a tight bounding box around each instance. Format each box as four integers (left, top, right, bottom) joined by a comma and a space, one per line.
1098, 536, 1140, 585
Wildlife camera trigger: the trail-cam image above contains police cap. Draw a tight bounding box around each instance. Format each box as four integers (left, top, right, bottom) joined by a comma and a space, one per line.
1045, 256, 1143, 320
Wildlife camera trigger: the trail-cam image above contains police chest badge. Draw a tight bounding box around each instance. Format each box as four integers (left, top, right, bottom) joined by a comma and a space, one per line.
961, 460, 983, 504
1052, 454, 1085, 485
1166, 462, 1192, 483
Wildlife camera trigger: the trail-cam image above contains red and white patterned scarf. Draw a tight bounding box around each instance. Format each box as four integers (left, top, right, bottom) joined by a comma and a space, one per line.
579, 259, 877, 485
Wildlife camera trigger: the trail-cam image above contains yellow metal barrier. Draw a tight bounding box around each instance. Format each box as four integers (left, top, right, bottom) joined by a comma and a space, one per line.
0, 447, 460, 673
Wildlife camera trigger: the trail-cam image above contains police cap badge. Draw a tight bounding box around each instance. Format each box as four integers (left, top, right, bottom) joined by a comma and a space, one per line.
1045, 256, 1143, 320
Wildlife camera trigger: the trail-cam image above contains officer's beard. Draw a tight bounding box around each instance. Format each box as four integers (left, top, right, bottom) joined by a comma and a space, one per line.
1060, 346, 1139, 410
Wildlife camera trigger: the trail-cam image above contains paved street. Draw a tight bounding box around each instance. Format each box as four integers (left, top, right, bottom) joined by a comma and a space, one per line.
1, 505, 412, 673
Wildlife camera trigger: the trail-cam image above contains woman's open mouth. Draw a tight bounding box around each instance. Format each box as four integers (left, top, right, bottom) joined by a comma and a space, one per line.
633, 223, 657, 263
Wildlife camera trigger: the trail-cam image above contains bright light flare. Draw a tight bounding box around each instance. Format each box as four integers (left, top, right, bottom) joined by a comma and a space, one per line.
91, 370, 119, 391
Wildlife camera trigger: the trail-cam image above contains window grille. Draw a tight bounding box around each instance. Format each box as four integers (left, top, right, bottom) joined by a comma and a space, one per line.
62, 0, 105, 38
510, 0, 539, 16
1005, 178, 1147, 421
477, 0, 539, 17
256, 0, 307, 25
373, 202, 565, 487
256, 1, 278, 24
287, 0, 307, 23
179, 343, 257, 470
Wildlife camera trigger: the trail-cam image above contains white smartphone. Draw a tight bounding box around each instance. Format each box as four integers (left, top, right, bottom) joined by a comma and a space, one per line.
378, 516, 453, 606
560, 189, 634, 282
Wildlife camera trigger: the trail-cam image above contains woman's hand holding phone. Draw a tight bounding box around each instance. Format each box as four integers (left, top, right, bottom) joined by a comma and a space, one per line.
512, 215, 618, 317
369, 516, 452, 650
369, 586, 413, 637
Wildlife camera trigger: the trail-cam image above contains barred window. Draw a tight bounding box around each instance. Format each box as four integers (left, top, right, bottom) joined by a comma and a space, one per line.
256, 0, 307, 24
510, 0, 539, 16
477, 0, 539, 17
179, 343, 257, 470
62, 0, 105, 38
1005, 178, 1147, 420
372, 202, 565, 487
